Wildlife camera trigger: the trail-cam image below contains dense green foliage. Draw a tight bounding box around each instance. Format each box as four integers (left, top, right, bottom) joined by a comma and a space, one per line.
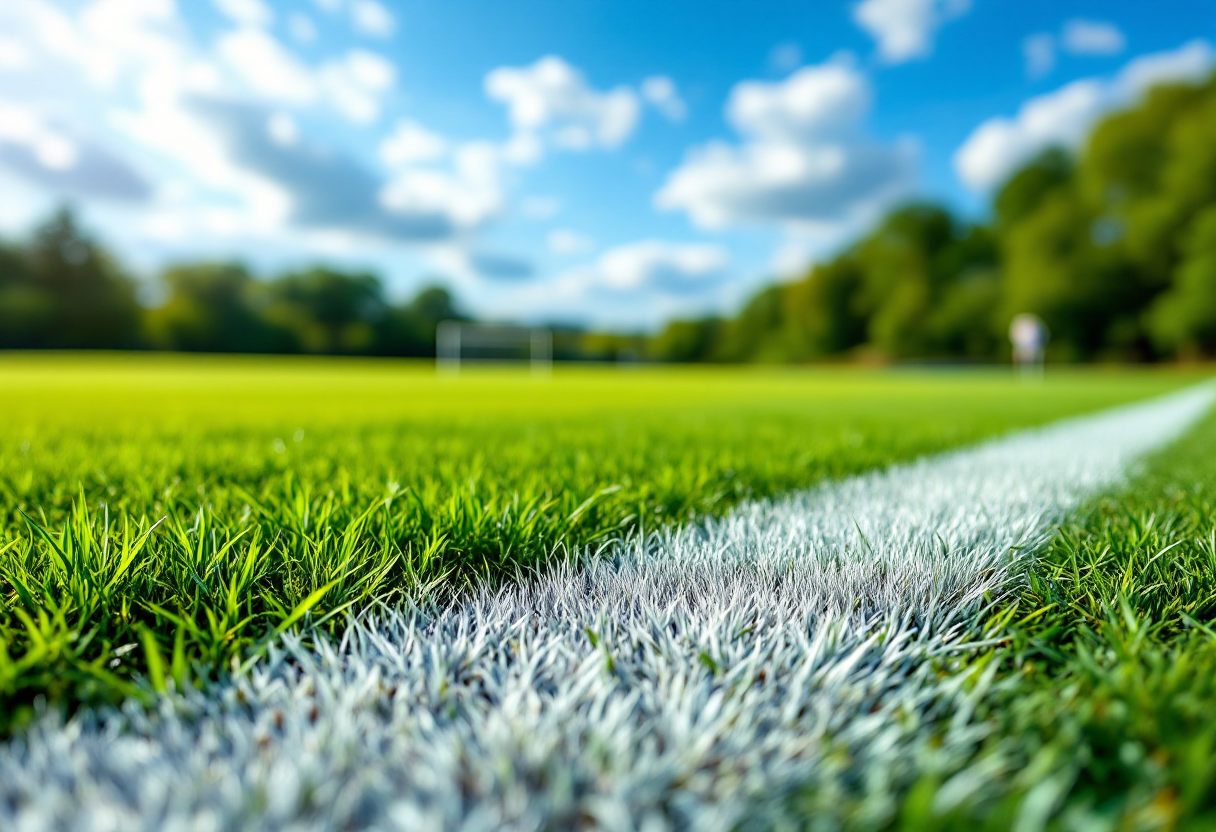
651, 73, 1216, 364
0, 356, 1193, 733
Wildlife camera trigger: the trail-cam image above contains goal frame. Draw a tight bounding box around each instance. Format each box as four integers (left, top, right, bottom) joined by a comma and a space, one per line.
436, 320, 553, 375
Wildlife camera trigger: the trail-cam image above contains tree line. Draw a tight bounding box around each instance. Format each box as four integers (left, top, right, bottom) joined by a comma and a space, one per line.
1, 71, 1214, 363
0, 210, 463, 357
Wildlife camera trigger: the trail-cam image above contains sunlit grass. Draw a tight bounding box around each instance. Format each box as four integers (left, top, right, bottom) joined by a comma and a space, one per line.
0, 353, 1204, 732
863, 403, 1216, 830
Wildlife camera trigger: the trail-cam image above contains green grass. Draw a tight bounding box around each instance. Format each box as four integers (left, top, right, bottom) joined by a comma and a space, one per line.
0, 353, 1201, 734
876, 402, 1216, 831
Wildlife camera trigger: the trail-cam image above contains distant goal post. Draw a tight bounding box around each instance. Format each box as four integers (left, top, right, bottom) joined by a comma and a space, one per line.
436, 320, 553, 374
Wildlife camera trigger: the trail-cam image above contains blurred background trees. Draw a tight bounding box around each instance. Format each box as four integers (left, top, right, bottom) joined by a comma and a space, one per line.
0, 210, 464, 358
1, 72, 1214, 363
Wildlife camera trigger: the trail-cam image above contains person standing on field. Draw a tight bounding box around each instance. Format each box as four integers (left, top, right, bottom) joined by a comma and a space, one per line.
1009, 313, 1048, 376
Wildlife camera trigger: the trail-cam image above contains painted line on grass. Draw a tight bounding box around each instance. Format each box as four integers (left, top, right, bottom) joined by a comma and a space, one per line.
2, 385, 1213, 832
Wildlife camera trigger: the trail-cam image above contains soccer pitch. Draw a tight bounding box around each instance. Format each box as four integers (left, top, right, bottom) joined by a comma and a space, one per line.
1, 355, 1214, 830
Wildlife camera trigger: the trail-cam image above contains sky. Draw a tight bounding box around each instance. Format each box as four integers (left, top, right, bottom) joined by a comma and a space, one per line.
0, 0, 1213, 330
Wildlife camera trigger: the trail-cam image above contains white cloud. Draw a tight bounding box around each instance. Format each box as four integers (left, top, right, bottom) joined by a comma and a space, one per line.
0, 37, 31, 71
0, 103, 78, 170
641, 76, 687, 122
266, 111, 298, 146
0, 0, 465, 249
1118, 39, 1214, 95
212, 0, 273, 28
1023, 33, 1056, 79
955, 80, 1103, 190
560, 240, 731, 296
319, 49, 396, 124
217, 28, 316, 105
288, 13, 318, 44
485, 56, 641, 152
956, 40, 1216, 191
852, 0, 971, 64
0, 99, 150, 200
351, 0, 394, 37
656, 59, 915, 233
378, 140, 505, 233
769, 238, 820, 278
1062, 20, 1126, 57
216, 30, 396, 123
547, 228, 594, 255
1026, 20, 1129, 79
9, 0, 187, 90
727, 61, 870, 140
379, 120, 448, 167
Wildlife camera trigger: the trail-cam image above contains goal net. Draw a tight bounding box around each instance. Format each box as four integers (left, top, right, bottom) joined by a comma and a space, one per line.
436, 320, 553, 374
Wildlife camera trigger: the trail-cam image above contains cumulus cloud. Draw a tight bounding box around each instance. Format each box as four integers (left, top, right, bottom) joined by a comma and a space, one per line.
547, 228, 594, 255
560, 240, 730, 296
377, 140, 505, 234
212, 0, 273, 28
379, 120, 447, 167
1062, 20, 1126, 57
1023, 20, 1126, 79
0, 37, 31, 71
5, 0, 188, 90
0, 102, 151, 201
216, 29, 396, 124
769, 238, 819, 279
852, 0, 971, 64
217, 28, 316, 104
485, 56, 640, 152
192, 97, 491, 241
318, 49, 396, 124
656, 60, 915, 233
350, 0, 395, 38
957, 40, 1215, 191
266, 111, 299, 147
641, 76, 687, 122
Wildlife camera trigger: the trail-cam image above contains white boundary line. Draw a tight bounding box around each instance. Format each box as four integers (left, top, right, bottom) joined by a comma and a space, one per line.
2, 385, 1213, 832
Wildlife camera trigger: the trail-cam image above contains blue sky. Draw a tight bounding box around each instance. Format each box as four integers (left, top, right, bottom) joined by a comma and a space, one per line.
0, 0, 1212, 330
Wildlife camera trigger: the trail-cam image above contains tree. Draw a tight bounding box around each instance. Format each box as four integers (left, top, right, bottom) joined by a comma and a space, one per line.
0, 240, 53, 349
852, 204, 999, 359
1146, 206, 1216, 357
1081, 79, 1216, 287
146, 263, 287, 353
648, 317, 724, 363
778, 256, 868, 359
713, 285, 786, 361
380, 284, 463, 356
994, 148, 1075, 229
262, 267, 387, 354
21, 208, 140, 349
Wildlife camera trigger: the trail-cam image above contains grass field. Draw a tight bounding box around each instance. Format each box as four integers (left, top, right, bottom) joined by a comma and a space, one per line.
0, 355, 1212, 830
885, 403, 1216, 830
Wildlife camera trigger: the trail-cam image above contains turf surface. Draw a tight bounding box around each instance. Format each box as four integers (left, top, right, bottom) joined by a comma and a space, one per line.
0, 354, 1202, 733
894, 400, 1216, 831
